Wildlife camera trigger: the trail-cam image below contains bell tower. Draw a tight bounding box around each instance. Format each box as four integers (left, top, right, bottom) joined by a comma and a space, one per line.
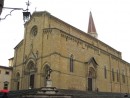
87, 12, 98, 38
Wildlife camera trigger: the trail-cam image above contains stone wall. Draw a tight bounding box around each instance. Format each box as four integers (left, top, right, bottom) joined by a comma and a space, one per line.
11, 11, 130, 93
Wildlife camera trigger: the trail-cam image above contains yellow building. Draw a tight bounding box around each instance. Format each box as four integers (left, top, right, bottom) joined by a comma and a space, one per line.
0, 65, 12, 91
11, 11, 130, 93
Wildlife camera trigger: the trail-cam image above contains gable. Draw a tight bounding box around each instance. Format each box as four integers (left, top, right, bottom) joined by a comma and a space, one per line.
87, 57, 98, 68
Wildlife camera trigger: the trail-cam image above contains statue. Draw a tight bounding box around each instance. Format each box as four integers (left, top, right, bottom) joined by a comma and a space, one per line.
46, 67, 52, 80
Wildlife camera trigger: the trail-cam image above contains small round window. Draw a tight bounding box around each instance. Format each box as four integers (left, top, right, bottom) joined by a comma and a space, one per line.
31, 25, 38, 37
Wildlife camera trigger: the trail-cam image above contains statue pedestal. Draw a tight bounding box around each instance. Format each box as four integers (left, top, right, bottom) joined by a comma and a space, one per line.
41, 87, 58, 94
38, 80, 58, 94
46, 79, 52, 87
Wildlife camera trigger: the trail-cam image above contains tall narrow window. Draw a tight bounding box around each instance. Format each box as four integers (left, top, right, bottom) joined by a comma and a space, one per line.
122, 70, 125, 83
104, 66, 107, 79
112, 68, 115, 81
70, 54, 74, 72
117, 70, 119, 82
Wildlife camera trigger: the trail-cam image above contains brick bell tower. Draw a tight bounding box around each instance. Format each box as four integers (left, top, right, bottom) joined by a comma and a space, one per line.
87, 12, 98, 38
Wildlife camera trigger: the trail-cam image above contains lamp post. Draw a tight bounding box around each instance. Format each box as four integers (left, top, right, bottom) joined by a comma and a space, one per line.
0, 0, 31, 22
0, 0, 4, 15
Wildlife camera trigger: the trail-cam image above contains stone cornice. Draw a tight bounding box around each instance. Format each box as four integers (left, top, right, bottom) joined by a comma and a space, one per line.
42, 28, 129, 65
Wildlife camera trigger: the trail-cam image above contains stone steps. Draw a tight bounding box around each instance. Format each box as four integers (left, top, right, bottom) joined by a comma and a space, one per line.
8, 88, 129, 98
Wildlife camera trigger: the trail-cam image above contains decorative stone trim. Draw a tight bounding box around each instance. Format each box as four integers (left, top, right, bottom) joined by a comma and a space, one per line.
43, 28, 52, 34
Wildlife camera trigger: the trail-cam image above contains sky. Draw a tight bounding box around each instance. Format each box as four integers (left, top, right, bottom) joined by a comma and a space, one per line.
0, 0, 130, 66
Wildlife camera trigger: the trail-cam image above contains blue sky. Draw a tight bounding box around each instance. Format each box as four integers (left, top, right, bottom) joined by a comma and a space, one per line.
0, 0, 130, 66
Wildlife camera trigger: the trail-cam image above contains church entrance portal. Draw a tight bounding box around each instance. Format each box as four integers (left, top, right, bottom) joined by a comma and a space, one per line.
88, 78, 92, 91
87, 67, 96, 91
26, 60, 36, 89
30, 74, 35, 89
17, 82, 20, 90
16, 72, 20, 90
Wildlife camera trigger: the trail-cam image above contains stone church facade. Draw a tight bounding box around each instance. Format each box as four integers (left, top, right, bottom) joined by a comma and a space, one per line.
11, 11, 130, 93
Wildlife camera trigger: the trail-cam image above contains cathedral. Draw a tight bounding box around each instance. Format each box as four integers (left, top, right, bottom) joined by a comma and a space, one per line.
11, 11, 130, 93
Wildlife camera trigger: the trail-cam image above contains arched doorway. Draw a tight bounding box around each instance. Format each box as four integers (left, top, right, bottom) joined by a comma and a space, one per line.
16, 72, 20, 90
88, 67, 96, 91
27, 60, 36, 89
30, 74, 35, 89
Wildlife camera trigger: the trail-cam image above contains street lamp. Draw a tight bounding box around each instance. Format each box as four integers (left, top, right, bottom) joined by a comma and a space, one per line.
0, 0, 31, 22
0, 0, 4, 15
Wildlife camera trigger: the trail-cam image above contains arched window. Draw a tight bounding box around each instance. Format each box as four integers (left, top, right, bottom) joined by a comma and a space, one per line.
122, 70, 125, 83
117, 70, 119, 82
70, 54, 74, 72
104, 66, 107, 79
112, 68, 115, 81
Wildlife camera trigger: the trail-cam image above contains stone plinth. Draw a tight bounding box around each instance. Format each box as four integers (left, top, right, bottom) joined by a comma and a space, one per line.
46, 80, 52, 87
